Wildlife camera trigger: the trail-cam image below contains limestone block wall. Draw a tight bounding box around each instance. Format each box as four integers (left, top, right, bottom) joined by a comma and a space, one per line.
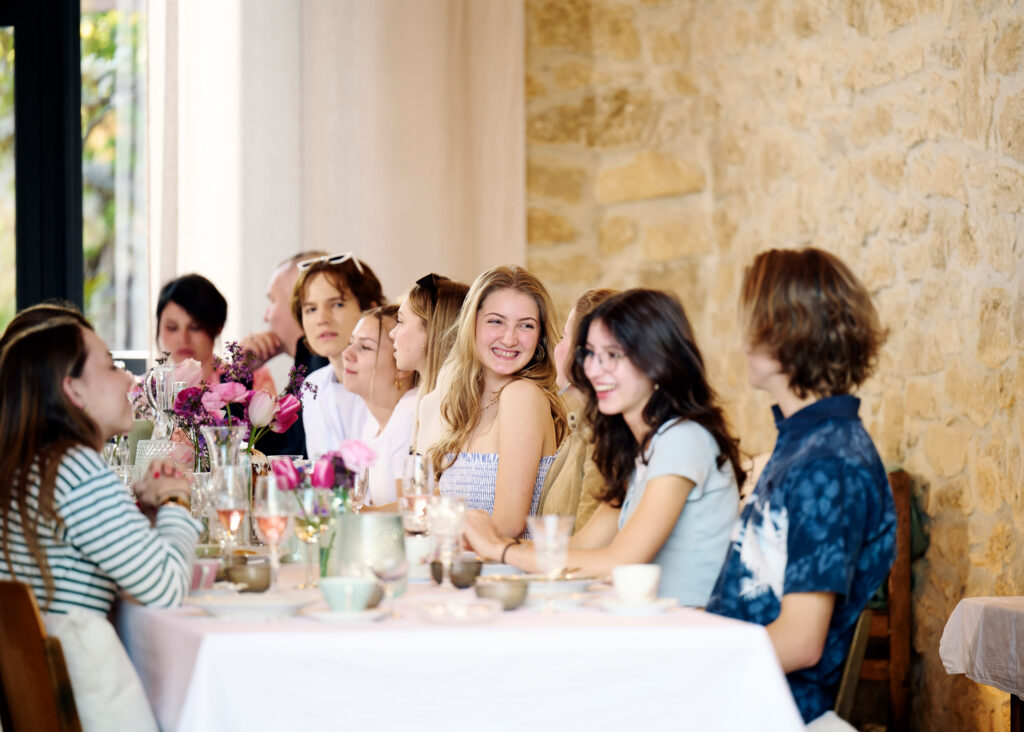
525, 1, 1024, 728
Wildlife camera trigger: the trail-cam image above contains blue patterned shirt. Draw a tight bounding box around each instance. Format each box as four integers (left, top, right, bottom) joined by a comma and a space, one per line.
706, 395, 896, 723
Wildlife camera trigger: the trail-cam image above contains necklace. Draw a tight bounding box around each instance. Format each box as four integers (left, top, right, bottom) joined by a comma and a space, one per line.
482, 389, 502, 411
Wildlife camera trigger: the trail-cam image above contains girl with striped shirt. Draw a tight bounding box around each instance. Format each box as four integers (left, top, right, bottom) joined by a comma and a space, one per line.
0, 309, 201, 614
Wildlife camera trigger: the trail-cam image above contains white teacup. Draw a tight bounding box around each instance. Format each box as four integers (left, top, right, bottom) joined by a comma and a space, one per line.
612, 564, 661, 605
404, 534, 433, 578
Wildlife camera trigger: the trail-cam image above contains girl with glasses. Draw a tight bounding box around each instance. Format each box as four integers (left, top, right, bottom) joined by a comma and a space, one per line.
464, 289, 744, 606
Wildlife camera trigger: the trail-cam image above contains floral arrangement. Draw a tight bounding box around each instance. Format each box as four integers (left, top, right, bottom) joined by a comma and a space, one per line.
167, 342, 315, 469
270, 441, 377, 576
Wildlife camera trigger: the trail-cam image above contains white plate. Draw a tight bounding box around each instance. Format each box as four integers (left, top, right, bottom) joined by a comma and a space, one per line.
188, 591, 315, 620
304, 608, 387, 623
526, 577, 595, 596
415, 597, 502, 624
480, 563, 524, 577
597, 597, 677, 616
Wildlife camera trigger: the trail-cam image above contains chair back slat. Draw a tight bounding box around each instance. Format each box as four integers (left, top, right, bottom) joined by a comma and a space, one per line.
0, 580, 82, 731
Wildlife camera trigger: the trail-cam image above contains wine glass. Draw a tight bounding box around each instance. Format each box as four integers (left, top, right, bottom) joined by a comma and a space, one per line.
401, 452, 434, 497
366, 556, 409, 618
292, 486, 335, 588
212, 466, 248, 554
253, 475, 293, 592
427, 495, 465, 590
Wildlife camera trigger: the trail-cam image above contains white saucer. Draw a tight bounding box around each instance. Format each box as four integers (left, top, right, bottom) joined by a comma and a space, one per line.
597, 597, 676, 616
188, 591, 315, 620
304, 608, 387, 623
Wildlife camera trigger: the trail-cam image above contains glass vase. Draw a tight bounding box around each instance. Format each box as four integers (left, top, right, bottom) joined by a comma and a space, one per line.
201, 425, 251, 545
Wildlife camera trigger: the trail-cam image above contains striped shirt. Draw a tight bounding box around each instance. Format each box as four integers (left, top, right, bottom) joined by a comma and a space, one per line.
0, 446, 202, 614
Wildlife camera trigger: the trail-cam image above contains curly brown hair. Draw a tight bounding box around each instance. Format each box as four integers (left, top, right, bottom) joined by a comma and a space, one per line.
740, 247, 887, 399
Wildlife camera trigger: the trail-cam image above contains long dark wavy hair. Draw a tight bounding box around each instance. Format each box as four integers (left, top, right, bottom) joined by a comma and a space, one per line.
0, 316, 100, 608
570, 289, 746, 508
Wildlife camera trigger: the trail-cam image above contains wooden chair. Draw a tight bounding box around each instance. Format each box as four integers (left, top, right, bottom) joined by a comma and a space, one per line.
835, 609, 873, 720
859, 469, 912, 731
0, 581, 82, 732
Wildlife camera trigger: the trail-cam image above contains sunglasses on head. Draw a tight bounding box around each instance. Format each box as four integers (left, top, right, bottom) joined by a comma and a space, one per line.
415, 273, 442, 306
296, 252, 365, 275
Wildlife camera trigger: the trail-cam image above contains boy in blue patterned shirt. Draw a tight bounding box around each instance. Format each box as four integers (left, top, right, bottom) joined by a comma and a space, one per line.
707, 248, 896, 725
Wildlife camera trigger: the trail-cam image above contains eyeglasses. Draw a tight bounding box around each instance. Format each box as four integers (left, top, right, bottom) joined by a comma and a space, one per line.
415, 273, 442, 306
296, 252, 365, 274
579, 347, 627, 372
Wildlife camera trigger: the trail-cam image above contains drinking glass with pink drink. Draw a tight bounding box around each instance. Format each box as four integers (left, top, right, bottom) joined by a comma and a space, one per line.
213, 465, 248, 554
253, 475, 293, 592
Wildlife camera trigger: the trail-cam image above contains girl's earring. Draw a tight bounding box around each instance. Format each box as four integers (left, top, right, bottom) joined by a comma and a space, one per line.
534, 344, 546, 362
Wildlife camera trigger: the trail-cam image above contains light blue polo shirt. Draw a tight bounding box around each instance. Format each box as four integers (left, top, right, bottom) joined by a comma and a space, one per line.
618, 419, 739, 606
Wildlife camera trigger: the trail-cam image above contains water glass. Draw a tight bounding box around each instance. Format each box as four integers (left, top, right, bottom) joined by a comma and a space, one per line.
527, 515, 573, 578
427, 495, 465, 590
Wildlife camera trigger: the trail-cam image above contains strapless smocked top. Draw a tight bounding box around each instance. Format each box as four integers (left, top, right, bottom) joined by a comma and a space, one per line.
438, 452, 556, 539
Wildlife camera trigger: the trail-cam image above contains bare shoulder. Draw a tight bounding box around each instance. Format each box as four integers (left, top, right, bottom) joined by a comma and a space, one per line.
498, 379, 549, 411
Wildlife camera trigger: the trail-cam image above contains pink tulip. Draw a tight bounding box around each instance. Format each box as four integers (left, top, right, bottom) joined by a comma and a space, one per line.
247, 390, 276, 428
271, 458, 300, 490
337, 439, 377, 473
311, 456, 335, 489
173, 358, 204, 388
270, 394, 301, 433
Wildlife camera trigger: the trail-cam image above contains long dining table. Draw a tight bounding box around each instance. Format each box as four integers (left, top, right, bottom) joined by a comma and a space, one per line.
116, 566, 804, 732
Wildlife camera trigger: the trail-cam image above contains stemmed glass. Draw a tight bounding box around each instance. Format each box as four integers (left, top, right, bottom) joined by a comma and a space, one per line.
253, 475, 293, 592
103, 435, 133, 492
190, 471, 213, 542
402, 452, 434, 497
212, 466, 248, 554
292, 485, 335, 589
427, 495, 465, 590
366, 556, 409, 618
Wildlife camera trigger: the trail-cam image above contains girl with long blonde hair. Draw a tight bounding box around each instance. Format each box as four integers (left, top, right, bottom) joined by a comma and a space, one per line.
430, 265, 567, 539
389, 273, 470, 455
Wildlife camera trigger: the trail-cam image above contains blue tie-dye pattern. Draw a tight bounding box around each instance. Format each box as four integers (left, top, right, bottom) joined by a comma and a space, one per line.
706, 395, 896, 723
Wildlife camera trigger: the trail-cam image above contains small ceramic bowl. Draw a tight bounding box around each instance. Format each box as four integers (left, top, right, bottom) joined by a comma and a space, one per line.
225, 563, 270, 592
431, 555, 483, 589
474, 576, 529, 610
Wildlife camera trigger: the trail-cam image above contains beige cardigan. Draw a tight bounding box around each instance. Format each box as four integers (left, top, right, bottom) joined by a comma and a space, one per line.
535, 392, 605, 533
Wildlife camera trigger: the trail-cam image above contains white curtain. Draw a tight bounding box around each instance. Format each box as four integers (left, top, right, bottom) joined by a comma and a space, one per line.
148, 0, 524, 355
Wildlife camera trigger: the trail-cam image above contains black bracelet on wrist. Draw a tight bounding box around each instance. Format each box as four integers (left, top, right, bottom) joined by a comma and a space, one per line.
499, 536, 520, 564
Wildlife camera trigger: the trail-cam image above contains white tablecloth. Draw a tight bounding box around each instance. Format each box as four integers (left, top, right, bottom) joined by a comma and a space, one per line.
117, 568, 803, 732
940, 596, 1024, 698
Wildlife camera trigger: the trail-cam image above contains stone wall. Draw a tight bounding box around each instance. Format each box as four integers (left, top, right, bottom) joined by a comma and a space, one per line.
525, 1, 1024, 728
